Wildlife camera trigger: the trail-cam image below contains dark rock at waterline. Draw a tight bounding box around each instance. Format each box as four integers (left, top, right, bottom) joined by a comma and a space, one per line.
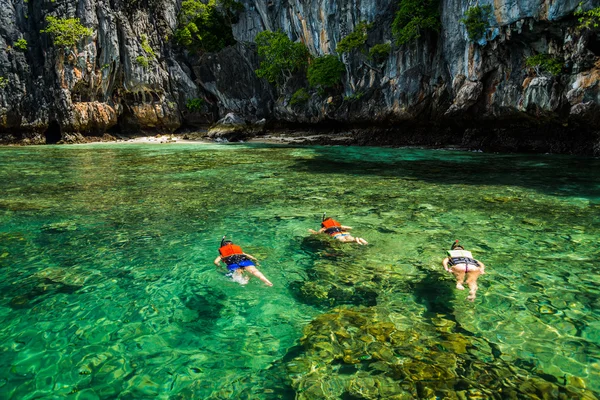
208, 113, 266, 142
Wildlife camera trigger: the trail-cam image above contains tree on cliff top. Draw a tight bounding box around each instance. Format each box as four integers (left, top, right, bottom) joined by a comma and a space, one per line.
255, 31, 310, 86
40, 16, 93, 48
392, 0, 441, 45
175, 0, 239, 53
461, 5, 493, 42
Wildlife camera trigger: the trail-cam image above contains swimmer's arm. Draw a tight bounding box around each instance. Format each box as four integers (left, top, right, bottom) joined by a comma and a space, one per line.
308, 228, 326, 235
214, 256, 223, 267
341, 225, 352, 230
244, 253, 257, 261
244, 253, 260, 265
442, 257, 452, 272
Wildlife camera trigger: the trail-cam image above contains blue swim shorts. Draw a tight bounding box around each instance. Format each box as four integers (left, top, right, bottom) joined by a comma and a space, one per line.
227, 259, 255, 271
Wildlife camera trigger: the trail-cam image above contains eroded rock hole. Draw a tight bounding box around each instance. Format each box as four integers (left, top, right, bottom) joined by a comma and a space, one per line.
44, 121, 62, 144
587, 34, 600, 56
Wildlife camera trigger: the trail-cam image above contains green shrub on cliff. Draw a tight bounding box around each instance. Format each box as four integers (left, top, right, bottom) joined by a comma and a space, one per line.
140, 35, 156, 59
0, 76, 8, 89
526, 54, 563, 76
307, 55, 345, 89
255, 31, 310, 85
174, 0, 238, 53
336, 21, 372, 54
392, 0, 441, 45
186, 98, 205, 111
461, 5, 493, 42
369, 43, 391, 63
290, 88, 310, 106
41, 16, 93, 47
14, 38, 28, 51
135, 56, 149, 68
575, 4, 600, 30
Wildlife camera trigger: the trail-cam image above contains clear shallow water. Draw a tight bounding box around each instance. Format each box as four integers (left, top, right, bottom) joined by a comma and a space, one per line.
0, 143, 599, 398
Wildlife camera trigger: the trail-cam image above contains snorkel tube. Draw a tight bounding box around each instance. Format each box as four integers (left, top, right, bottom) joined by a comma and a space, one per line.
322, 212, 326, 222
220, 235, 227, 248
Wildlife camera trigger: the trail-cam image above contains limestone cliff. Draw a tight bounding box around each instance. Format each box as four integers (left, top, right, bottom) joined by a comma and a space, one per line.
0, 0, 598, 153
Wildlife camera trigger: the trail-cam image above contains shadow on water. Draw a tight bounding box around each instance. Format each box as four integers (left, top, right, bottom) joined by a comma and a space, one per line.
178, 288, 227, 334
289, 150, 600, 198
288, 236, 379, 308
410, 265, 455, 317
6, 278, 81, 310
410, 265, 503, 360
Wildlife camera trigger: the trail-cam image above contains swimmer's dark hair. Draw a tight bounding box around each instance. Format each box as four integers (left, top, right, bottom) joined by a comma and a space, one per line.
451, 240, 464, 250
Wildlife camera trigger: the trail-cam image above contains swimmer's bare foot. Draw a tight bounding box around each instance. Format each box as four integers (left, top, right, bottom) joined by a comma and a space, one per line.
456, 283, 465, 290
467, 294, 476, 301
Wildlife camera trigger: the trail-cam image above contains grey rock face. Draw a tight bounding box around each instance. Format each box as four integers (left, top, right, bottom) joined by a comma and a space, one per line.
0, 0, 598, 153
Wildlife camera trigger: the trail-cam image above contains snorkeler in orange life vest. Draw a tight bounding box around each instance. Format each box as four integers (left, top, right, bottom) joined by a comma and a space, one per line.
308, 213, 368, 245
214, 237, 273, 286
442, 240, 486, 301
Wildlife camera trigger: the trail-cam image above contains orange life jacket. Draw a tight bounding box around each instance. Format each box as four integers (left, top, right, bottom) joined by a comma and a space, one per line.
321, 219, 341, 229
321, 219, 343, 236
219, 244, 244, 258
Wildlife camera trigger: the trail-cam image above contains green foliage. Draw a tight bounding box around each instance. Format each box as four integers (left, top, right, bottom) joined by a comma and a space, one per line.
461, 5, 493, 42
174, 0, 237, 53
336, 21, 372, 54
14, 38, 28, 51
186, 98, 205, 111
290, 88, 310, 106
575, 3, 600, 30
0, 76, 7, 88
141, 35, 156, 59
344, 91, 364, 101
255, 31, 310, 85
392, 0, 441, 45
40, 16, 93, 47
135, 56, 149, 68
368, 43, 391, 63
307, 55, 345, 89
525, 54, 564, 76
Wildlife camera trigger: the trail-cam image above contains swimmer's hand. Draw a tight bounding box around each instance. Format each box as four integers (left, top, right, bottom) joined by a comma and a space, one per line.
308, 229, 318, 234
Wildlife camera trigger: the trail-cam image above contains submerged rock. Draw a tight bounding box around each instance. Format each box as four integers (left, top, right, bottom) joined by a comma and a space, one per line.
284, 307, 598, 399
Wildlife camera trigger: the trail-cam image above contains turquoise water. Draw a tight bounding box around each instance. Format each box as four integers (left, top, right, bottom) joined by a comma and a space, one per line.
0, 143, 599, 399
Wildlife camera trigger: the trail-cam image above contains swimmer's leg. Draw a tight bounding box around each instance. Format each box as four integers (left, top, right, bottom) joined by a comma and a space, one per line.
231, 269, 249, 285
244, 266, 273, 287
356, 237, 368, 245
466, 271, 480, 301
452, 268, 466, 290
